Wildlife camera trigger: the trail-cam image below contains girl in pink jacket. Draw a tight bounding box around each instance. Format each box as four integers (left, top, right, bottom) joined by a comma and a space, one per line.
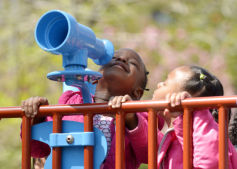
113, 65, 237, 169
21, 48, 150, 169
152, 65, 237, 169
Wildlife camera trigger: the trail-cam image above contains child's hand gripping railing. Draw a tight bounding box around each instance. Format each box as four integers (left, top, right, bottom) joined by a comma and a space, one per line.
0, 95, 236, 169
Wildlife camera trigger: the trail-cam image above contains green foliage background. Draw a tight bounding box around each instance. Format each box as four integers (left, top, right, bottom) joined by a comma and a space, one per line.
0, 0, 237, 168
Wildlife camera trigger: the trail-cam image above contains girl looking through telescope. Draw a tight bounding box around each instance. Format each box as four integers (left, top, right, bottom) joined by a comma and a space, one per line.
21, 48, 150, 169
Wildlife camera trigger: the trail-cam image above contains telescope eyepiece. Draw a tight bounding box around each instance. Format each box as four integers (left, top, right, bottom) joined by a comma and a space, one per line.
35, 11, 69, 52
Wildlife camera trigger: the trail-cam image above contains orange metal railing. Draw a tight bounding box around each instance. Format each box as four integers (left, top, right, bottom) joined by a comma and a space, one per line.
0, 96, 236, 169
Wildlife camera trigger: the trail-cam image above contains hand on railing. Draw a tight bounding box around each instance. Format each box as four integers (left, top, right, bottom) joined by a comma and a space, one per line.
108, 95, 132, 108
21, 96, 49, 118
108, 94, 138, 130
152, 91, 192, 127
163, 91, 192, 118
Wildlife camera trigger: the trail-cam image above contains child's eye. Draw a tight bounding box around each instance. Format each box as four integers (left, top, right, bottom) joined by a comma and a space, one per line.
129, 61, 138, 68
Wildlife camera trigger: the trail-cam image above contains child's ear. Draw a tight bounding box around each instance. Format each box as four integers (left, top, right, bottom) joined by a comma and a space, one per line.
132, 87, 144, 100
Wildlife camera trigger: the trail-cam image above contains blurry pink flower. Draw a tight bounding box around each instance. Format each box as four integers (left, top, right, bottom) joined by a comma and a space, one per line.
176, 28, 187, 40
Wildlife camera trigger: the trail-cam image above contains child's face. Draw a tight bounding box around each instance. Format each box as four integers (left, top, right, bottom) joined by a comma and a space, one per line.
100, 49, 145, 96
152, 66, 192, 100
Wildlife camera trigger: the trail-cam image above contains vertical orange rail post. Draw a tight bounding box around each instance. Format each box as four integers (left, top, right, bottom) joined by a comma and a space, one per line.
116, 111, 125, 169
84, 113, 94, 169
52, 113, 62, 169
22, 116, 31, 169
218, 106, 229, 169
183, 108, 193, 169
148, 109, 157, 169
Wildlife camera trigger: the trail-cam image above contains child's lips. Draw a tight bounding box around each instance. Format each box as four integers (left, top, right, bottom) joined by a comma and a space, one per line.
111, 62, 129, 72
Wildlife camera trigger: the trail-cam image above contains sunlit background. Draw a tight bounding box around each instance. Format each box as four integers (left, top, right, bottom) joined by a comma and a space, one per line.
0, 0, 237, 168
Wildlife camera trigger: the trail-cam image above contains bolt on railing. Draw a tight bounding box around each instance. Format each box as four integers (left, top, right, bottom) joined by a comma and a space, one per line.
0, 96, 236, 169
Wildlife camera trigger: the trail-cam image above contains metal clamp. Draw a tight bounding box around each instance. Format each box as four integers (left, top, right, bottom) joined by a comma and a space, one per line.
49, 132, 94, 147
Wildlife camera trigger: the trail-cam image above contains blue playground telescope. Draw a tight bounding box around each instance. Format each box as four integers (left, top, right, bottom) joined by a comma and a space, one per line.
35, 10, 114, 103
33, 10, 112, 169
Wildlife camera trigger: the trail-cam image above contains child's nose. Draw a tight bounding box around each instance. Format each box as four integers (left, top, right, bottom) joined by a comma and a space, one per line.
115, 57, 127, 63
157, 82, 164, 88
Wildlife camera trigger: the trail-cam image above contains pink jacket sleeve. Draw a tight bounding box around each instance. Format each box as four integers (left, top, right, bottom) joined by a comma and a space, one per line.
126, 112, 165, 164
126, 112, 149, 164
46, 90, 85, 122
127, 112, 164, 164
173, 109, 237, 169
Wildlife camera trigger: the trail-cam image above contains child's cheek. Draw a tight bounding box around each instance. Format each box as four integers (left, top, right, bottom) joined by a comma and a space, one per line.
152, 90, 159, 100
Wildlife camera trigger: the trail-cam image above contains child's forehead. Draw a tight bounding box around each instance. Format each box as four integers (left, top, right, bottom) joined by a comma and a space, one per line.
168, 66, 192, 81
114, 48, 146, 73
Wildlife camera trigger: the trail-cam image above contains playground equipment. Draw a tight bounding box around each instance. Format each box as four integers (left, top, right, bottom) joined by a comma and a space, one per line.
35, 9, 114, 103
0, 96, 236, 169
32, 10, 114, 168
31, 121, 107, 169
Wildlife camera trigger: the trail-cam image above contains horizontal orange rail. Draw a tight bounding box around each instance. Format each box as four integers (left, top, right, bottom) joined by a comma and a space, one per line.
0, 95, 236, 169
1, 96, 237, 118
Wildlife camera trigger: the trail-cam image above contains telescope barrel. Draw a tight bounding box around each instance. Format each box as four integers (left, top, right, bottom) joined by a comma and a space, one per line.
35, 10, 113, 68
